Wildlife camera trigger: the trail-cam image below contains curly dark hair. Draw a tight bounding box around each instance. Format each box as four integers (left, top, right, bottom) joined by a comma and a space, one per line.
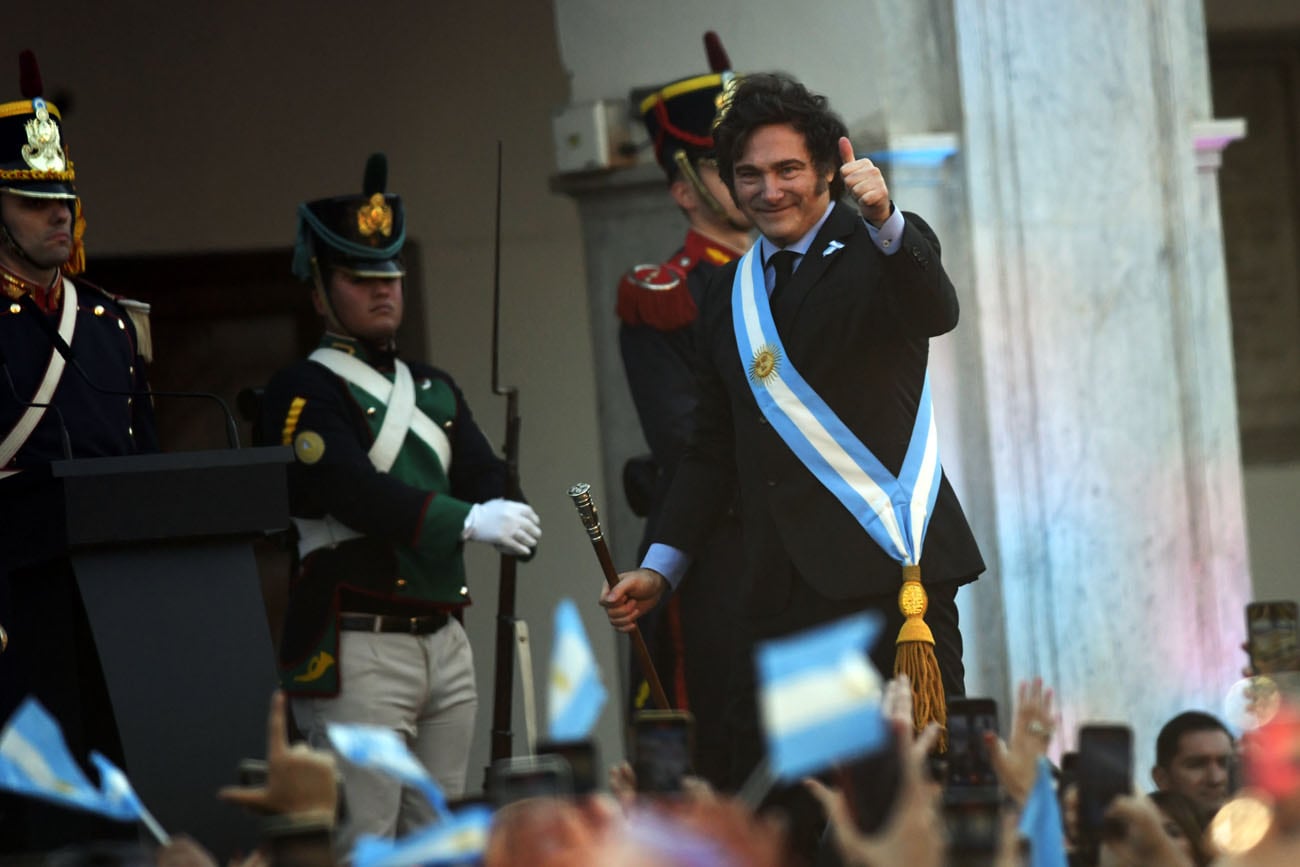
713, 73, 848, 203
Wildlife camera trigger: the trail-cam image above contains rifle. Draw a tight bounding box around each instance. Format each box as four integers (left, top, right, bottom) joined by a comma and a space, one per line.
488, 141, 522, 764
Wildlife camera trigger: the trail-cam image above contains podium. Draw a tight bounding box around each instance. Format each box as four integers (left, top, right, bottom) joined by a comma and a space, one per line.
0, 447, 291, 856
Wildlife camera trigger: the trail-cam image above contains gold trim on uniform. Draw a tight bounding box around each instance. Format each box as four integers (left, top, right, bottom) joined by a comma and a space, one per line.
704, 247, 732, 265
0, 99, 62, 120
637, 73, 726, 115
293, 651, 335, 683
748, 344, 782, 385
281, 397, 307, 445
356, 193, 393, 238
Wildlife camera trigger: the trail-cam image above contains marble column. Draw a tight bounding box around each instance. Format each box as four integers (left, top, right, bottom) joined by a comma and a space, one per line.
952, 0, 1252, 769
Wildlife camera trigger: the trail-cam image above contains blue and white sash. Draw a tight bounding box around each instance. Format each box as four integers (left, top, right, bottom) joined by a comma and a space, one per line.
731, 244, 941, 567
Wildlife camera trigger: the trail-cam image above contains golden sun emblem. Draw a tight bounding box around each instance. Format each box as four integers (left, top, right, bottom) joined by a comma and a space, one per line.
748, 344, 782, 385
356, 193, 393, 238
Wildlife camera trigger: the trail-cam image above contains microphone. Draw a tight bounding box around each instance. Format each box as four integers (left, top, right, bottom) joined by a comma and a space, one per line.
0, 342, 73, 462
15, 294, 241, 449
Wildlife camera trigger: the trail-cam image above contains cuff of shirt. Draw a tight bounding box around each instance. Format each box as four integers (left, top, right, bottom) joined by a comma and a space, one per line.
641, 543, 691, 591
864, 205, 905, 255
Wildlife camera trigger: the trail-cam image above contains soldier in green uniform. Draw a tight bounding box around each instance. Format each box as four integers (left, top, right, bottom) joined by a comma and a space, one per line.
258, 154, 539, 847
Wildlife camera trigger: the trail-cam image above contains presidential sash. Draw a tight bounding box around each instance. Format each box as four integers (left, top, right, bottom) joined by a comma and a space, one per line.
731, 243, 941, 569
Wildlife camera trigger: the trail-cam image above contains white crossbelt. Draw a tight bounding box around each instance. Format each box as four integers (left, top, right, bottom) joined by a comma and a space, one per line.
0, 279, 79, 479
293, 348, 452, 558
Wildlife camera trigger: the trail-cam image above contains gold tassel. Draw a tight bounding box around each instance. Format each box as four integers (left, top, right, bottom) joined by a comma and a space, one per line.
893, 563, 948, 750
61, 198, 87, 277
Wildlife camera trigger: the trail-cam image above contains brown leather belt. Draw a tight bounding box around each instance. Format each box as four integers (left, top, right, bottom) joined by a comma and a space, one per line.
338, 612, 449, 635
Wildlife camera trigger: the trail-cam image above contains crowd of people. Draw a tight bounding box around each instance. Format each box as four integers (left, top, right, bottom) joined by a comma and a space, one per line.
1, 34, 1296, 867
133, 673, 1300, 867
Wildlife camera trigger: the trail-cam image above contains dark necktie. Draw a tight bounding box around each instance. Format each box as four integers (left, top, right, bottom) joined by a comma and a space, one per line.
769, 250, 798, 300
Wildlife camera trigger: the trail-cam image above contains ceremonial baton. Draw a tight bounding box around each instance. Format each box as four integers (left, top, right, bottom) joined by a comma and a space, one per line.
488, 140, 523, 765
567, 483, 671, 710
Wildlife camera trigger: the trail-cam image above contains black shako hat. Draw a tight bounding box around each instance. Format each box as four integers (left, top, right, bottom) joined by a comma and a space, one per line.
293, 152, 406, 282
0, 50, 76, 200
636, 31, 739, 178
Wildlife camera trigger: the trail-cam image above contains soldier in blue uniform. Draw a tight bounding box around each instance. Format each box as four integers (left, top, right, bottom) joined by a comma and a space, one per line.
258, 154, 540, 848
615, 34, 753, 789
0, 51, 157, 851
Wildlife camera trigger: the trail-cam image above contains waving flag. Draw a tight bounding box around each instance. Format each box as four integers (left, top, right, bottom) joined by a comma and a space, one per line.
548, 599, 607, 741
327, 723, 448, 819
0, 698, 144, 825
351, 804, 493, 867
1018, 757, 1068, 867
757, 612, 888, 780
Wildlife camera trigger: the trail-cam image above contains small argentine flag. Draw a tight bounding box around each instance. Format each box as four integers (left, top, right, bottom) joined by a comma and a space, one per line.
0, 697, 167, 841
757, 612, 888, 780
351, 804, 493, 867
1018, 757, 1068, 867
547, 598, 607, 741
327, 723, 448, 819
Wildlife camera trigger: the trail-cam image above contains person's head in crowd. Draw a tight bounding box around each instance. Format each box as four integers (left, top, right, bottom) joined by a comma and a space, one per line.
485, 797, 605, 867
1152, 710, 1236, 814
1148, 790, 1215, 866
711, 72, 849, 247
484, 795, 785, 867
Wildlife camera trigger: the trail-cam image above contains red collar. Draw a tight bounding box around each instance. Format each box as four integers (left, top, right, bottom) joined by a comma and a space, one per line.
0, 264, 62, 313
682, 228, 744, 267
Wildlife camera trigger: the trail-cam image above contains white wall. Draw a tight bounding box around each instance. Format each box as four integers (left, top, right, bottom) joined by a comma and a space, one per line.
1244, 464, 1300, 604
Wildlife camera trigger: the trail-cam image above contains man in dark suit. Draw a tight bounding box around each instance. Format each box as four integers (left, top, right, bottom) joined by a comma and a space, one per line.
615, 35, 753, 789
601, 72, 984, 823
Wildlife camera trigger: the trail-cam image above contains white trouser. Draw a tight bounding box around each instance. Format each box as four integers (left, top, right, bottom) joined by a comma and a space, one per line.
292, 618, 478, 852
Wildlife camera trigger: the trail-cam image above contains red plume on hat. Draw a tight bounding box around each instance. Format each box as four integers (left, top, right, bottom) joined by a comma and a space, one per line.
704, 31, 731, 73
19, 50, 43, 99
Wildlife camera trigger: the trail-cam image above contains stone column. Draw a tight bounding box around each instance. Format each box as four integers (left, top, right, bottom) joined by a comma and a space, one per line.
551, 166, 687, 570
952, 0, 1252, 766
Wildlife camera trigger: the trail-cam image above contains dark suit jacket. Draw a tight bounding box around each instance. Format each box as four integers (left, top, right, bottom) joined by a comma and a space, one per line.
657, 202, 984, 611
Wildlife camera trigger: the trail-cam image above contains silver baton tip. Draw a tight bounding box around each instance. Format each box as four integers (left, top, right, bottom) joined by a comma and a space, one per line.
567, 483, 591, 498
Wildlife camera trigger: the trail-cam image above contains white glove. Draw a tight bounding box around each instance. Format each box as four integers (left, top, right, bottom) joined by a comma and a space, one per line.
461, 499, 541, 556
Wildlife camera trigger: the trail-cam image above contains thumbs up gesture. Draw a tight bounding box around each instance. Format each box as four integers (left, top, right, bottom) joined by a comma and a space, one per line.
839, 136, 892, 227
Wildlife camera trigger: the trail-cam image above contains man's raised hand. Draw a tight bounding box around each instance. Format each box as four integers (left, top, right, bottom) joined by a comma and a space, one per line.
839, 137, 891, 227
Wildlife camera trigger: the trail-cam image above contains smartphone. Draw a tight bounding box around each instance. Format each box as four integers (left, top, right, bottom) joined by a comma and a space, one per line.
535, 738, 599, 796
486, 754, 573, 807
1077, 724, 1133, 852
942, 698, 1001, 853
945, 698, 1000, 791
632, 710, 694, 794
1246, 601, 1300, 675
